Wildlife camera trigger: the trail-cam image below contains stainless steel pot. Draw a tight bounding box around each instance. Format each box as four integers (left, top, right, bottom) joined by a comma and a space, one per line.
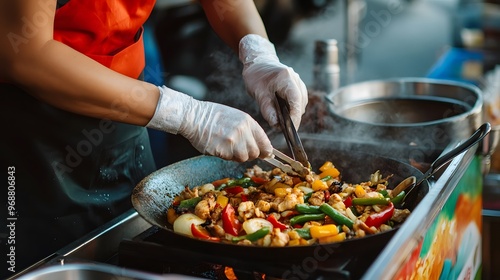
326, 78, 484, 159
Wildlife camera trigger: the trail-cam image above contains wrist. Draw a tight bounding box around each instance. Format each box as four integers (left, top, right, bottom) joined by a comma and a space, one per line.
238, 34, 279, 65
146, 85, 193, 134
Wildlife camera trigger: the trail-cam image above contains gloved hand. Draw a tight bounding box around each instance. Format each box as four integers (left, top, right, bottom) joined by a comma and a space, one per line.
239, 34, 308, 129
146, 86, 273, 162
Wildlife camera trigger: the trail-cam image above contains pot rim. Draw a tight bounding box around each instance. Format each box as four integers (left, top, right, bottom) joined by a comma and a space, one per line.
326, 77, 483, 127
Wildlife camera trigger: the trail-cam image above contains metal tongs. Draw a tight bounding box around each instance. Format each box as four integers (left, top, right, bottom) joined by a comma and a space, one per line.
264, 94, 311, 177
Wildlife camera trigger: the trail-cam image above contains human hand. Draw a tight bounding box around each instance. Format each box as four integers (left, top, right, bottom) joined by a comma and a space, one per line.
146, 86, 273, 162
239, 34, 308, 129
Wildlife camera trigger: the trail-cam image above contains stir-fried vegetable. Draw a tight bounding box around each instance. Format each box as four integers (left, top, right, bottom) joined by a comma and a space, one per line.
319, 203, 354, 229
222, 204, 241, 236
365, 202, 395, 228
231, 227, 270, 242
167, 161, 412, 247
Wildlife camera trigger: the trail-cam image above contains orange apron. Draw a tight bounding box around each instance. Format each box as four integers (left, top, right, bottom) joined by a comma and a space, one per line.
54, 0, 156, 78
0, 1, 157, 276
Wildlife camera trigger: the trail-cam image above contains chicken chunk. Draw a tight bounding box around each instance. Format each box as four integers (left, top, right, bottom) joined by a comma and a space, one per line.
276, 193, 301, 212
194, 199, 211, 220
391, 208, 411, 223
328, 193, 346, 211
270, 228, 290, 247
256, 200, 271, 212
238, 201, 256, 220
308, 191, 325, 206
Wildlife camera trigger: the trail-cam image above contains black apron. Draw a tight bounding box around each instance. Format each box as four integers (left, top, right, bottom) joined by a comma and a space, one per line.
0, 83, 156, 274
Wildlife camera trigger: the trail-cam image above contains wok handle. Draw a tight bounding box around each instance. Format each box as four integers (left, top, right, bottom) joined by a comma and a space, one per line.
421, 122, 491, 185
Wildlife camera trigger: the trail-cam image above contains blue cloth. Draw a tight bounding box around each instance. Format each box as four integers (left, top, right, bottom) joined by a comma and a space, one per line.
426, 48, 483, 85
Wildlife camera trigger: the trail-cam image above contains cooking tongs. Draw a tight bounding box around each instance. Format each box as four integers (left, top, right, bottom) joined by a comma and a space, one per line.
264, 94, 311, 177
265, 148, 310, 177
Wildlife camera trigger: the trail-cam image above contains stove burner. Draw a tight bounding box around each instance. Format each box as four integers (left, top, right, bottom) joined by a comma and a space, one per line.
117, 227, 378, 280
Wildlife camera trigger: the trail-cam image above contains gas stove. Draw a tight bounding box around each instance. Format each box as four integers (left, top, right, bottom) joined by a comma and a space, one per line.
11, 208, 381, 280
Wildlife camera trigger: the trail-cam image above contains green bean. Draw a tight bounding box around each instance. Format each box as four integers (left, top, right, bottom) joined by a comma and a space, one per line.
321, 175, 333, 182
295, 204, 322, 214
231, 227, 270, 242
293, 228, 312, 239
351, 197, 390, 206
228, 177, 255, 188
391, 191, 405, 205
319, 203, 353, 229
289, 213, 326, 226
378, 189, 389, 197
304, 192, 313, 203
178, 196, 202, 209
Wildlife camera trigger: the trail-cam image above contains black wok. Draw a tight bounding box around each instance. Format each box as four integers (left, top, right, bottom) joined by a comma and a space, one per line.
131, 146, 429, 269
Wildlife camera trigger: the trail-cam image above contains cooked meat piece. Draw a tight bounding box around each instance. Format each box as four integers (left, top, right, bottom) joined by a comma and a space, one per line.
229, 197, 242, 208
328, 193, 346, 211
257, 234, 272, 247
357, 220, 377, 234
256, 200, 271, 212
270, 228, 290, 247
203, 192, 216, 207
379, 224, 392, 232
254, 192, 274, 202
194, 200, 211, 220
238, 201, 255, 220
207, 224, 225, 238
308, 191, 325, 206
355, 229, 366, 238
181, 186, 198, 199
254, 207, 266, 218
391, 208, 411, 223
245, 165, 270, 180
276, 193, 301, 212
211, 204, 223, 221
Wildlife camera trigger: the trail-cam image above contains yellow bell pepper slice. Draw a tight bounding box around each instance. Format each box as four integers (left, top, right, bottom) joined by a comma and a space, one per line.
288, 239, 301, 246
319, 161, 334, 172
274, 187, 288, 197
167, 208, 178, 225
354, 185, 366, 198
318, 232, 346, 244
310, 224, 339, 239
216, 194, 229, 208
312, 179, 328, 191
319, 167, 340, 179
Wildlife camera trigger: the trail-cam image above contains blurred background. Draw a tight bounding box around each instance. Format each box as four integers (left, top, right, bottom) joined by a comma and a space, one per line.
142, 0, 500, 167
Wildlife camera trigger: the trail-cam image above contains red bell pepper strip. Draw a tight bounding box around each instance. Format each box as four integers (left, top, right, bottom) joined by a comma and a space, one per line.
212, 178, 230, 188
241, 194, 248, 202
251, 176, 269, 185
365, 202, 395, 228
266, 214, 288, 230
324, 190, 331, 202
343, 196, 352, 208
222, 204, 241, 236
190, 224, 220, 241
224, 186, 244, 195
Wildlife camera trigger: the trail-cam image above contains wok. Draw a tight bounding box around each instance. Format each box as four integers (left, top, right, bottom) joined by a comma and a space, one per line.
131, 147, 429, 267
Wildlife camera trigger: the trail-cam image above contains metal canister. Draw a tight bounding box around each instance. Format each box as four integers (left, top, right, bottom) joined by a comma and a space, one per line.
313, 39, 340, 94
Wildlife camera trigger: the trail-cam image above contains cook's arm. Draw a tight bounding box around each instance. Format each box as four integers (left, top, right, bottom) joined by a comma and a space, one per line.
199, 0, 308, 129
0, 0, 272, 161
198, 0, 268, 51
0, 0, 159, 125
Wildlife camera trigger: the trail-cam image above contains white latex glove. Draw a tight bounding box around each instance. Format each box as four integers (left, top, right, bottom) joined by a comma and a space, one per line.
146, 86, 273, 162
239, 34, 308, 129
